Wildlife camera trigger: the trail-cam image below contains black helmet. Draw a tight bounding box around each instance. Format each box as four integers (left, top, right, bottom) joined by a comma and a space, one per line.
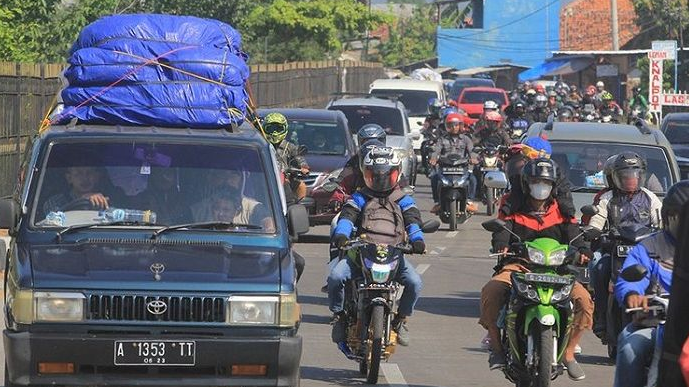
535, 94, 547, 108
360, 146, 402, 194
557, 107, 573, 121
357, 124, 386, 146
610, 151, 647, 193
521, 158, 558, 200
358, 139, 385, 170
633, 86, 641, 95
662, 181, 689, 238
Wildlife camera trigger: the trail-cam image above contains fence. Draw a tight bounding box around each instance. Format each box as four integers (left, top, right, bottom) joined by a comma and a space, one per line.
0, 60, 385, 196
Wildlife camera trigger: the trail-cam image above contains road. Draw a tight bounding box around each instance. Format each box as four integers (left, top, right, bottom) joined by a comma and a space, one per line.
0, 175, 615, 387
293, 175, 616, 387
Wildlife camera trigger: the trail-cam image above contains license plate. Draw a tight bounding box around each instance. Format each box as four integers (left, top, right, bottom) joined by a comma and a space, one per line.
524, 273, 571, 285
114, 340, 196, 366
442, 168, 465, 175
617, 245, 633, 257
481, 167, 498, 172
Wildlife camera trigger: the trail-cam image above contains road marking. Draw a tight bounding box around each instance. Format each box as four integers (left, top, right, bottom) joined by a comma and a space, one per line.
381, 363, 408, 387
428, 246, 445, 255
415, 264, 430, 275
446, 231, 458, 238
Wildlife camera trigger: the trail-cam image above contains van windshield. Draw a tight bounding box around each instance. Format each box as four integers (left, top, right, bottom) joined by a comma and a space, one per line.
329, 105, 405, 136
370, 89, 438, 116
32, 141, 276, 232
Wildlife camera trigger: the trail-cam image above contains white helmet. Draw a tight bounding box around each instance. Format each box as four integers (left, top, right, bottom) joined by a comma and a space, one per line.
483, 100, 499, 111
596, 81, 605, 88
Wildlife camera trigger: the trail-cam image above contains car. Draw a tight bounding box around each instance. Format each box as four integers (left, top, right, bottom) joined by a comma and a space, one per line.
258, 108, 356, 225
524, 121, 681, 214
369, 78, 446, 158
0, 122, 307, 387
456, 86, 509, 124
326, 95, 417, 186
448, 77, 496, 101
660, 112, 689, 179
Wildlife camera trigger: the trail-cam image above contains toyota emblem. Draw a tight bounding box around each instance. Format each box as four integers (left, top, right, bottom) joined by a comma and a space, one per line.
150, 263, 165, 281
146, 300, 168, 315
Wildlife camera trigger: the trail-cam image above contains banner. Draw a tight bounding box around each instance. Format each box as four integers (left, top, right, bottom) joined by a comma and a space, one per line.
648, 55, 664, 113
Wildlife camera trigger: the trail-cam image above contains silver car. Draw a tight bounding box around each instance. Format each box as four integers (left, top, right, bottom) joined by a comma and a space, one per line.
326, 95, 417, 185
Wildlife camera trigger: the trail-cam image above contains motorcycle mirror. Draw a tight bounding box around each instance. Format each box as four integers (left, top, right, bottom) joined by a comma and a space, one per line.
580, 205, 598, 217
620, 264, 648, 282
421, 219, 440, 234
482, 218, 507, 233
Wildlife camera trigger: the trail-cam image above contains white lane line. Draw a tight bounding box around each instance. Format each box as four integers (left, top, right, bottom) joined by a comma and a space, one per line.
446, 231, 458, 238
415, 264, 430, 275
381, 363, 409, 387
428, 246, 446, 255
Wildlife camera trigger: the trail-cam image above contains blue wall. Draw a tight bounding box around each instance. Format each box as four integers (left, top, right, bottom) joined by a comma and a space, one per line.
437, 0, 561, 70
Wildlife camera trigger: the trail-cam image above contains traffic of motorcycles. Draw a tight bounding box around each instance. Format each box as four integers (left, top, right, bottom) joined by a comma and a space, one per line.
287, 77, 684, 387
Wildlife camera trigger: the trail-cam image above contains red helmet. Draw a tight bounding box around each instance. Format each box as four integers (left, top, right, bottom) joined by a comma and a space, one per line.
535, 84, 545, 93
485, 111, 503, 122
445, 112, 465, 126
586, 85, 596, 96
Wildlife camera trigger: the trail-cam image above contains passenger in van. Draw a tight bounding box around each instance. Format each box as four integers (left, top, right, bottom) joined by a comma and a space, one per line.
133, 167, 190, 224
43, 166, 125, 216
209, 191, 241, 222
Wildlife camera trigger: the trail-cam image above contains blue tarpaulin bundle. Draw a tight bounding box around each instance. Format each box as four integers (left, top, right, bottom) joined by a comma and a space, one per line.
55, 14, 250, 128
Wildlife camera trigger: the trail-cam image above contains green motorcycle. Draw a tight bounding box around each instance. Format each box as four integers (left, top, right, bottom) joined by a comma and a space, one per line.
482, 219, 593, 387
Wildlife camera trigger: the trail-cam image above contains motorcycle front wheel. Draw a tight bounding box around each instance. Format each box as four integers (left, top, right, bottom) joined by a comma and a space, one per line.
449, 200, 458, 231
486, 188, 495, 216
534, 324, 555, 387
366, 305, 385, 384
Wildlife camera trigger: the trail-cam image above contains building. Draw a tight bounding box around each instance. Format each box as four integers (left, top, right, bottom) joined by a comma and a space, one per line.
560, 0, 639, 51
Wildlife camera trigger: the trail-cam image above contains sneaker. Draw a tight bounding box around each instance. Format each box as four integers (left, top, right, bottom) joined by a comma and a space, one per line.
330, 313, 347, 343
480, 334, 491, 351
393, 319, 410, 346
574, 344, 582, 355
430, 204, 440, 214
563, 359, 586, 381
488, 351, 506, 370
320, 285, 328, 294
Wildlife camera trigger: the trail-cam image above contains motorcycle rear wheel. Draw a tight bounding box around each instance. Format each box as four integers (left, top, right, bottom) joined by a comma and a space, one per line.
486, 188, 495, 216
534, 324, 554, 387
366, 305, 385, 384
449, 201, 458, 231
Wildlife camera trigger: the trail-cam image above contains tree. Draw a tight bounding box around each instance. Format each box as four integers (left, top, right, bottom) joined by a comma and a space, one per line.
378, 5, 435, 67
0, 0, 62, 61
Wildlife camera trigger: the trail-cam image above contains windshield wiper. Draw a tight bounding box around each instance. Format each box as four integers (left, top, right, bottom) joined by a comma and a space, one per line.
56, 220, 158, 242
151, 221, 263, 239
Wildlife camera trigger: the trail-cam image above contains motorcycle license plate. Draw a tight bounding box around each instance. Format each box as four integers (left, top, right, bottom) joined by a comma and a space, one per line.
114, 340, 195, 366
617, 245, 633, 257
523, 273, 570, 285
480, 167, 498, 172
442, 167, 464, 175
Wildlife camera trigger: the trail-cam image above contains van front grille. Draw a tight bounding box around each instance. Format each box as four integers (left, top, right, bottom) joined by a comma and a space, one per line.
87, 294, 226, 323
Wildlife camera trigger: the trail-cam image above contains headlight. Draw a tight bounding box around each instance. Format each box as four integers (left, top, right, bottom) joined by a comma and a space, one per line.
548, 249, 567, 266
484, 156, 498, 167
35, 292, 85, 322
527, 247, 546, 265
514, 278, 539, 302
228, 295, 278, 325
371, 263, 392, 283
551, 283, 574, 303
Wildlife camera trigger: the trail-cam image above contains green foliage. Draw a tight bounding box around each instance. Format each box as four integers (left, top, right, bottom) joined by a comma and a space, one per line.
631, 0, 689, 39
378, 5, 435, 67
636, 56, 675, 96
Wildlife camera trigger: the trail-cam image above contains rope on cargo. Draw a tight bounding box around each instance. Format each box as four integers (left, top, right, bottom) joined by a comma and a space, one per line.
47, 45, 197, 128
38, 93, 59, 133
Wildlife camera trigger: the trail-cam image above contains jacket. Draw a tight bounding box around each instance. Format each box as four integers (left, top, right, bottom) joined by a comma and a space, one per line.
500, 168, 576, 218
588, 187, 662, 231
473, 127, 512, 148
274, 140, 309, 171
333, 187, 424, 243
431, 132, 474, 161
615, 231, 674, 305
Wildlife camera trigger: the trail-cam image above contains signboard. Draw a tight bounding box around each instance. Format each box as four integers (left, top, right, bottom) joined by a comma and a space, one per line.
652, 40, 677, 60
662, 92, 689, 107
596, 64, 618, 77
648, 56, 664, 113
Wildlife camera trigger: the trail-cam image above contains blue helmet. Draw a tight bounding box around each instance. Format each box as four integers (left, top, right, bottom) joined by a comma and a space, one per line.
440, 106, 458, 120
428, 97, 443, 116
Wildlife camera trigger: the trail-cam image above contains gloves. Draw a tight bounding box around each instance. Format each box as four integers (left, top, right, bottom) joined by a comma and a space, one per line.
333, 233, 349, 248
412, 240, 426, 254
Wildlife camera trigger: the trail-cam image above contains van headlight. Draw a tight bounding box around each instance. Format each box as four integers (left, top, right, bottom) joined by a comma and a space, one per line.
34, 292, 85, 322
228, 295, 278, 325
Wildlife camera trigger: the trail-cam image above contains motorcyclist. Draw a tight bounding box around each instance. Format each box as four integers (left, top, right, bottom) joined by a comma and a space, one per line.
628, 86, 649, 121
613, 181, 689, 387
557, 106, 575, 122
423, 97, 443, 133
547, 90, 562, 111
587, 152, 663, 339
474, 111, 511, 148
474, 100, 503, 132
582, 85, 599, 108
599, 91, 623, 122
429, 112, 478, 214
505, 100, 531, 136
568, 85, 583, 104
480, 157, 593, 380
328, 146, 425, 347
263, 112, 310, 200
528, 93, 550, 123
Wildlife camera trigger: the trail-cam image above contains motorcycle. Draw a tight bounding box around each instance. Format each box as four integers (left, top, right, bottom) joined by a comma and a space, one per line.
420, 127, 441, 176
482, 219, 596, 387
474, 145, 509, 217
336, 220, 440, 384
582, 104, 599, 123
435, 153, 473, 231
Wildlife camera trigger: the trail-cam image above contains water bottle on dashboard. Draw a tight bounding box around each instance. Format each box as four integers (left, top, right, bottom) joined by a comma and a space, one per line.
100, 208, 157, 224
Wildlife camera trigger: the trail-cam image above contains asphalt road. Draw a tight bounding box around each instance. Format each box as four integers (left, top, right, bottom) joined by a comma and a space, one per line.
293, 175, 616, 387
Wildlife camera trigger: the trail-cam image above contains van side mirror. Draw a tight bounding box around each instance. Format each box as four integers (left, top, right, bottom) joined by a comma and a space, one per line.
0, 198, 18, 235
287, 203, 310, 241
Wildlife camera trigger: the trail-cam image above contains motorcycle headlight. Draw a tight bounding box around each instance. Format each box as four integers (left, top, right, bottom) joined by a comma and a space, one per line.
550, 283, 574, 303
527, 247, 546, 265
440, 176, 451, 185
227, 296, 278, 325
548, 249, 567, 266
35, 292, 85, 322
484, 157, 498, 167
514, 277, 540, 302
371, 263, 393, 283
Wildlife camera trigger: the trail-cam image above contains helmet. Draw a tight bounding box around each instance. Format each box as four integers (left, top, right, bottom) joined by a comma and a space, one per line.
526, 89, 537, 96
483, 100, 499, 111
485, 110, 503, 122
358, 139, 385, 170
586, 85, 596, 96
535, 94, 547, 108
596, 81, 605, 89
521, 157, 558, 200
522, 136, 552, 159
601, 91, 614, 101
610, 151, 647, 193
440, 106, 458, 120
514, 101, 526, 113
360, 146, 402, 193
445, 112, 465, 127
357, 124, 386, 146
548, 90, 558, 98
662, 181, 689, 238
602, 155, 617, 187
557, 107, 573, 121
428, 97, 443, 116
264, 112, 289, 144
570, 85, 578, 92
535, 84, 545, 94
633, 86, 641, 95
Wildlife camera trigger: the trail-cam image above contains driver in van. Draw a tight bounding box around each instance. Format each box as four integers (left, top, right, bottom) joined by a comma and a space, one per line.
43, 165, 124, 216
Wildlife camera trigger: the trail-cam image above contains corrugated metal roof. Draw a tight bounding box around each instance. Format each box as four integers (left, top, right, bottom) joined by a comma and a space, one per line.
553, 49, 651, 55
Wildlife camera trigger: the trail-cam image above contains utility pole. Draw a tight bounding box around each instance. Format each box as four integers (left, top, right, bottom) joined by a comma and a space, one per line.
611, 0, 619, 50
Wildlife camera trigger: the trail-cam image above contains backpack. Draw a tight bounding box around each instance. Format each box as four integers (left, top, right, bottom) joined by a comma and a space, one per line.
359, 189, 406, 246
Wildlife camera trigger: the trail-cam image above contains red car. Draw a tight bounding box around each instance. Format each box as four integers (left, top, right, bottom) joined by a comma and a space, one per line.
456, 86, 509, 124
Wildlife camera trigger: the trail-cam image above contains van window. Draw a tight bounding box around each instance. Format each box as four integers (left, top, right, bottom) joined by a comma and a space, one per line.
459, 90, 506, 106
32, 141, 276, 232
329, 105, 405, 136
370, 89, 438, 116
286, 120, 347, 155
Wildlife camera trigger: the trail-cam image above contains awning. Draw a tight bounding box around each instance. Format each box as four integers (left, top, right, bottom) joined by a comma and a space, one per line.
518, 56, 593, 82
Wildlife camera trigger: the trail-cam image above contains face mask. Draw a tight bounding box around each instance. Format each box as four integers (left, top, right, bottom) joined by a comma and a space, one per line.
529, 182, 552, 200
